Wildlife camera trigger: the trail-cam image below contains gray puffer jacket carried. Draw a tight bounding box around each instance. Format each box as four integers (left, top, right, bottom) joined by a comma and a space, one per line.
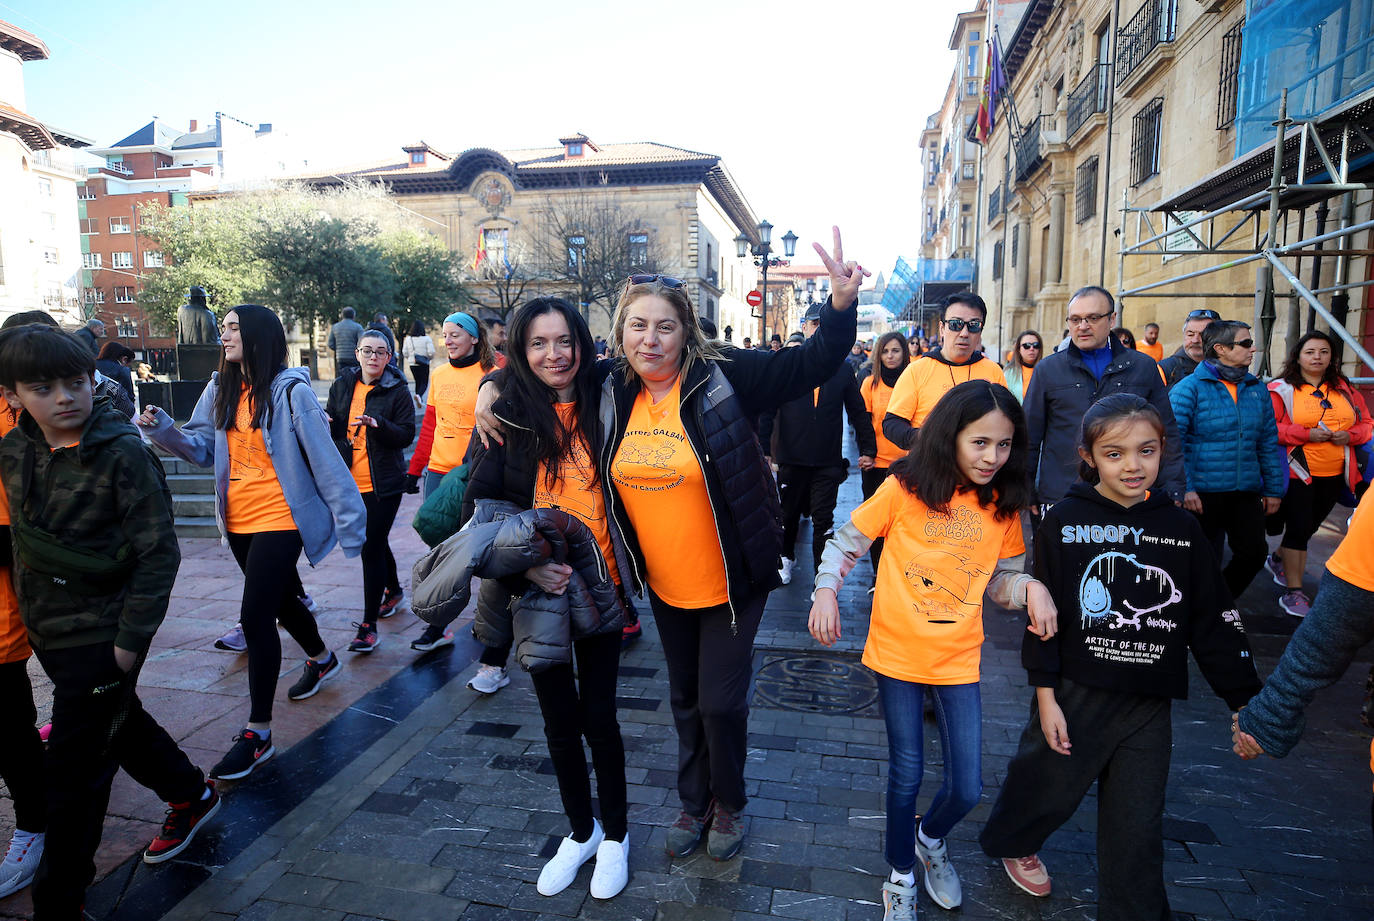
411, 500, 625, 672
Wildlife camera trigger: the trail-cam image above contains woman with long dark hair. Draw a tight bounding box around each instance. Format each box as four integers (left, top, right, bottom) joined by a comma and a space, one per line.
461, 297, 633, 899
402, 319, 435, 400
1266, 330, 1372, 616
859, 331, 909, 574
326, 329, 416, 653
1002, 330, 1042, 404
139, 305, 365, 781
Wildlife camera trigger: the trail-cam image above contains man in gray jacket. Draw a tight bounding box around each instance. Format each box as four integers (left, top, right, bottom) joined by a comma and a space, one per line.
327, 308, 364, 375
1024, 286, 1187, 507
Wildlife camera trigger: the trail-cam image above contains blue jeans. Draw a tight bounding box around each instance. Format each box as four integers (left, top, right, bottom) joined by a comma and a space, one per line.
422, 468, 445, 499
876, 675, 982, 873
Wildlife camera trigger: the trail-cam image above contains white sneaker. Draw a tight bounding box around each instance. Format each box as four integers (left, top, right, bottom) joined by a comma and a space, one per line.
779, 557, 795, 585
468, 664, 511, 695
589, 834, 630, 899
537, 821, 604, 896
0, 830, 43, 898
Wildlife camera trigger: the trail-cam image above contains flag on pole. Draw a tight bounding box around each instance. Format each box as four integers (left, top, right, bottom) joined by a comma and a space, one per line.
971, 35, 1007, 144
470, 230, 487, 272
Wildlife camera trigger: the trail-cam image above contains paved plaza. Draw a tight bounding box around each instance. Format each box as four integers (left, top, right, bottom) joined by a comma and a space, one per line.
1, 451, 1372, 921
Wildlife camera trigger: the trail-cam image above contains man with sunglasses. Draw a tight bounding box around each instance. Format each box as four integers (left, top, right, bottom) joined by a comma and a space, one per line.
1024, 286, 1187, 509
1159, 309, 1220, 388
882, 292, 1006, 449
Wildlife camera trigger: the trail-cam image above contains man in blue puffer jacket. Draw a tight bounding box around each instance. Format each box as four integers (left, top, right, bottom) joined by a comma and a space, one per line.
1169, 320, 1285, 599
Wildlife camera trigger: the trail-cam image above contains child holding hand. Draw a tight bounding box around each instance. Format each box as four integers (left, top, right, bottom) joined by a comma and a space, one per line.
810, 381, 1057, 921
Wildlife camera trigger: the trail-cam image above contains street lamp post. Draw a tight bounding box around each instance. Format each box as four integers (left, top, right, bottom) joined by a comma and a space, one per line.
735, 221, 798, 343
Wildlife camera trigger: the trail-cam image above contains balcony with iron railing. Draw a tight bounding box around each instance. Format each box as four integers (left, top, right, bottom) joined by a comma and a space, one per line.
1116, 0, 1176, 91
988, 183, 1003, 221
1067, 63, 1111, 138
1015, 116, 1046, 182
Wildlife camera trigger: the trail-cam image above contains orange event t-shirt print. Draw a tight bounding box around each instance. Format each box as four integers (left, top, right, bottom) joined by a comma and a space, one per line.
612, 376, 729, 608
225, 387, 296, 533
426, 362, 486, 474
535, 403, 620, 586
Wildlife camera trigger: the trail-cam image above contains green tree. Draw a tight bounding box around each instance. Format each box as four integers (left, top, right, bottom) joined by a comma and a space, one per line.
377, 229, 467, 338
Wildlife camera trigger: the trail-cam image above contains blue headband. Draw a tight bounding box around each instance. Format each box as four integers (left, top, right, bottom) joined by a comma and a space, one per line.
444, 312, 480, 338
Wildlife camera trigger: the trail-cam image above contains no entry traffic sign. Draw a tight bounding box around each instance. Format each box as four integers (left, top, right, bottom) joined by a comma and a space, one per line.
746, 290, 763, 307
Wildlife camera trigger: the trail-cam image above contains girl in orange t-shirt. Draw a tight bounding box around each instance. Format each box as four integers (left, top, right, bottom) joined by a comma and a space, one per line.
859, 331, 910, 574
0, 401, 46, 894
810, 381, 1056, 916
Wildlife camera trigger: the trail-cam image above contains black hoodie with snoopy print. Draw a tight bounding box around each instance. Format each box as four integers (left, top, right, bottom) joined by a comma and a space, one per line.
1025, 483, 1260, 711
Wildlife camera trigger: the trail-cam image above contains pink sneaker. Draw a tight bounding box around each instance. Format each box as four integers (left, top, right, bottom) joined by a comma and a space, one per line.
1279, 589, 1311, 618
1002, 854, 1051, 897
1265, 552, 1286, 587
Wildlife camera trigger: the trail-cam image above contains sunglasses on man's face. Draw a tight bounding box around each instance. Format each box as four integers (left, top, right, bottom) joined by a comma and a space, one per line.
943, 317, 984, 334
628, 274, 685, 289
1224, 338, 1255, 349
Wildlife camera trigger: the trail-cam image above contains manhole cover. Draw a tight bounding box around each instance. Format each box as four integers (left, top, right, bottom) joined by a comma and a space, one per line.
752, 652, 880, 716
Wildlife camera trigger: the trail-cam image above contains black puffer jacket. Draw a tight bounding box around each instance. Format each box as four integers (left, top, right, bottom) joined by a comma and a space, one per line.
325, 364, 415, 496
410, 501, 625, 672
600, 297, 855, 611
758, 360, 876, 466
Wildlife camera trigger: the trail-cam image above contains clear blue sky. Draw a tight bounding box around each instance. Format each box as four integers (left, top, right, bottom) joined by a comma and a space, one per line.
5, 0, 975, 284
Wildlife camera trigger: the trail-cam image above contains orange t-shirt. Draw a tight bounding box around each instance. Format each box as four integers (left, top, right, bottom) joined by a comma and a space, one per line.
347, 380, 375, 494
1223, 381, 1239, 403
225, 386, 296, 533
1325, 489, 1373, 592
861, 375, 905, 467
611, 375, 729, 608
851, 477, 1025, 684
535, 403, 620, 586
1291, 383, 1359, 477
426, 361, 487, 474
0, 411, 29, 665
1137, 340, 1164, 362
886, 356, 1008, 429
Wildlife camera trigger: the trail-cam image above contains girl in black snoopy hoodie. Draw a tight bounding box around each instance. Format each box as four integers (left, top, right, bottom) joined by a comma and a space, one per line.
980, 393, 1260, 921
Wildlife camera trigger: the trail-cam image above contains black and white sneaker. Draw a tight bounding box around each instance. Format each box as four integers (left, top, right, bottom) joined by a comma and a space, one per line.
410, 624, 453, 652
211, 730, 275, 781
287, 653, 341, 700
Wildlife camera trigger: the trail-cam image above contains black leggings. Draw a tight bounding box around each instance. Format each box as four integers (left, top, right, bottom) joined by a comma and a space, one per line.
530, 631, 627, 842
860, 466, 891, 571
0, 657, 46, 832
360, 491, 403, 627
410, 363, 430, 399
227, 530, 326, 724
1277, 475, 1345, 552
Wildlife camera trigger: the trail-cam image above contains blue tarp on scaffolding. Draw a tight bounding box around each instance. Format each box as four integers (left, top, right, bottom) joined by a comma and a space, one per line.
1235, 0, 1374, 155
880, 257, 975, 315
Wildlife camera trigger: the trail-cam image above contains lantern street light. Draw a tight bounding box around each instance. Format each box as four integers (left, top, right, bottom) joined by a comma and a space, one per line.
735, 222, 798, 342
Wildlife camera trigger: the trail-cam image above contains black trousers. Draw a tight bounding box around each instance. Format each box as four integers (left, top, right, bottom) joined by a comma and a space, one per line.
360, 491, 403, 627
1194, 490, 1266, 600
1276, 475, 1344, 553
227, 530, 326, 724
980, 680, 1172, 921
0, 658, 46, 833
32, 643, 203, 921
650, 590, 766, 817
530, 631, 627, 842
410, 363, 429, 399
860, 466, 891, 572
778, 463, 847, 573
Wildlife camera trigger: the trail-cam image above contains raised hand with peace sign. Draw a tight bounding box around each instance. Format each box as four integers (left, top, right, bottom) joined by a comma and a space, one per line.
812, 226, 870, 311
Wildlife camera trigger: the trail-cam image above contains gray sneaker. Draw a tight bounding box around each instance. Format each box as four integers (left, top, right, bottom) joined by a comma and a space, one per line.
882, 879, 918, 921
706, 804, 745, 860
213, 623, 246, 652
915, 826, 962, 908
664, 807, 711, 858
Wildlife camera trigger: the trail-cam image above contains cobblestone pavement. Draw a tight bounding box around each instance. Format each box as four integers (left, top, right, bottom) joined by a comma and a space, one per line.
5, 436, 1373, 921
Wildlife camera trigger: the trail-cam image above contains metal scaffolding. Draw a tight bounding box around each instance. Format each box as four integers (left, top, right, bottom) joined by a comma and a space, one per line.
1116, 89, 1374, 384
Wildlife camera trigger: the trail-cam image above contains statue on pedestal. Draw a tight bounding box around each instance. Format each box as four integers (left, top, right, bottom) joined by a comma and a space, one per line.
177, 286, 219, 345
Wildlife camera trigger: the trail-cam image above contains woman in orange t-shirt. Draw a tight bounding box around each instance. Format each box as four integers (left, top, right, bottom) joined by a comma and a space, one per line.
0, 400, 46, 892
1266, 330, 1372, 616
859, 331, 910, 573
810, 381, 1056, 914
462, 298, 635, 899
140, 305, 365, 784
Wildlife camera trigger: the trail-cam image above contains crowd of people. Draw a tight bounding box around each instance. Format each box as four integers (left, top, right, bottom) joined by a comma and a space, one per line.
0, 233, 1370, 919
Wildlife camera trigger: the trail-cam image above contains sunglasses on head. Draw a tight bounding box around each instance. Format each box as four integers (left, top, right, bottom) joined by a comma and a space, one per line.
1187, 309, 1221, 320
943, 317, 984, 334
628, 274, 685, 289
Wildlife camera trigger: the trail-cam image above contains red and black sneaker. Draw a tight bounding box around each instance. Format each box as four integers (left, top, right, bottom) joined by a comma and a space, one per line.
621, 620, 643, 649
143, 781, 221, 864
378, 588, 406, 619
211, 729, 276, 781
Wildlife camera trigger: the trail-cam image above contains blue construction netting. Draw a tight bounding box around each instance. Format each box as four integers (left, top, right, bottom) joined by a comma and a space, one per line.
880, 257, 975, 315
1235, 0, 1374, 155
